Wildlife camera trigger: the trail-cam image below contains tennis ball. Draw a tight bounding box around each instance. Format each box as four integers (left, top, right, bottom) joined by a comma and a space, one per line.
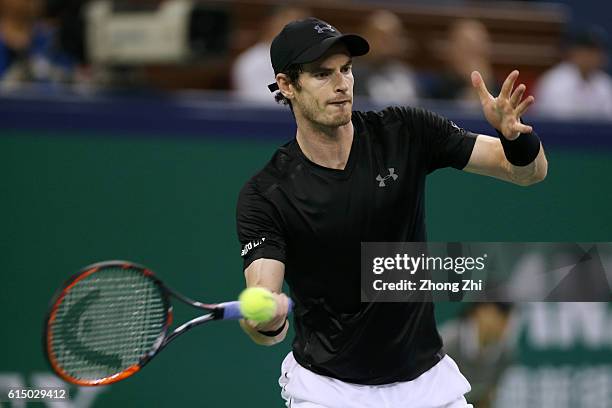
239, 287, 277, 323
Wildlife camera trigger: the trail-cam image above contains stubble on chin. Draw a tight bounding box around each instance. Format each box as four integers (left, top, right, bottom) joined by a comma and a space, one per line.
332, 114, 351, 127
330, 108, 352, 127
297, 98, 352, 128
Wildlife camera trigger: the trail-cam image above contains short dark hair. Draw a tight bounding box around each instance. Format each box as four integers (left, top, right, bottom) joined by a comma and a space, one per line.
273, 63, 304, 110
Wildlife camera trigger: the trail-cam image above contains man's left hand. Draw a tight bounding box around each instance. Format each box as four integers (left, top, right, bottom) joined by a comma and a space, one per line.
472, 70, 534, 140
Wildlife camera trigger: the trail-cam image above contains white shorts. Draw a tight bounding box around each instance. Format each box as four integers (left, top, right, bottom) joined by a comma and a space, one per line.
279, 352, 472, 408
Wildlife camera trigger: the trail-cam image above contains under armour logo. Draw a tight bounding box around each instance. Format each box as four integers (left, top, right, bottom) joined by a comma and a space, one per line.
376, 168, 398, 187
450, 121, 462, 131
314, 24, 335, 34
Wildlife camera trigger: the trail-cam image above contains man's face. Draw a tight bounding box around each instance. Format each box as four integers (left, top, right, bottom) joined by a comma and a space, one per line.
291, 44, 354, 129
569, 46, 607, 77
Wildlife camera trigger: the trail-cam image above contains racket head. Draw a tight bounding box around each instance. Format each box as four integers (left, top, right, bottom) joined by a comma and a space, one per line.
44, 261, 172, 386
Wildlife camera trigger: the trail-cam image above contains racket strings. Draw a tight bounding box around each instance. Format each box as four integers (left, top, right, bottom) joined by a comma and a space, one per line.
48, 267, 166, 381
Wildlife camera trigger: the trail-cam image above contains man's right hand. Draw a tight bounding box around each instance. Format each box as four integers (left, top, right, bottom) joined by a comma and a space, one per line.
239, 292, 290, 345
246, 291, 290, 332
240, 259, 289, 345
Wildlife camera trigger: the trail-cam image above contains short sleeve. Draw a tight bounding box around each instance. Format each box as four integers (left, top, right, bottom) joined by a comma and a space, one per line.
401, 107, 477, 173
236, 180, 286, 269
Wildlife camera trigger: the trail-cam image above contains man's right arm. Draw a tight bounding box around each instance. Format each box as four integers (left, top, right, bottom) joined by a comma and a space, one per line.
239, 258, 290, 346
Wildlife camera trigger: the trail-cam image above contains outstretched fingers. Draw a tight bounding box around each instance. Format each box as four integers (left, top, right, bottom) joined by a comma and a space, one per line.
516, 95, 535, 117
510, 84, 526, 108
513, 121, 533, 134
500, 70, 519, 99
471, 71, 492, 105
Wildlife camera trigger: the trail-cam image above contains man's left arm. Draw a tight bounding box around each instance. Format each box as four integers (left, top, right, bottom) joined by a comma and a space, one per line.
463, 70, 548, 186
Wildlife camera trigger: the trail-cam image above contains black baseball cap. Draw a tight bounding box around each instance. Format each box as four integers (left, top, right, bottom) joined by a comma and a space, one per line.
565, 25, 609, 50
268, 17, 370, 92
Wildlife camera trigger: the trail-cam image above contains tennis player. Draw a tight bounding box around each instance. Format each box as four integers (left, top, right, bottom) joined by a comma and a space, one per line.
236, 18, 547, 408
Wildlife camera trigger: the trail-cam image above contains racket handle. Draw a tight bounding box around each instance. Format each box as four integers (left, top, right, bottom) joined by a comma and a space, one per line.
221, 298, 294, 321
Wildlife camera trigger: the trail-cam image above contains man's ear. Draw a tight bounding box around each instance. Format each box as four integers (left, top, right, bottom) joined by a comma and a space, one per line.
277, 73, 295, 100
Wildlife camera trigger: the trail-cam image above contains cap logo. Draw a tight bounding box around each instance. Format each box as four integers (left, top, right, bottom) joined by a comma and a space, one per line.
314, 23, 335, 34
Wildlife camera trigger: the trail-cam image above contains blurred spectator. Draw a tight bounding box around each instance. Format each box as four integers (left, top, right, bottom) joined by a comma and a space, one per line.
428, 19, 499, 103
46, 0, 86, 66
232, 6, 308, 104
0, 0, 75, 90
535, 26, 612, 119
353, 10, 418, 105
440, 302, 518, 408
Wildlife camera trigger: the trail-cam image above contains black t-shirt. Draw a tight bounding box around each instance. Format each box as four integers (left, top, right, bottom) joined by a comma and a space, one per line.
236, 106, 477, 385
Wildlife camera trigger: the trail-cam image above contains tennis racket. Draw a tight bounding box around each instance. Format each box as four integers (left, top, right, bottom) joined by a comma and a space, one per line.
43, 260, 293, 386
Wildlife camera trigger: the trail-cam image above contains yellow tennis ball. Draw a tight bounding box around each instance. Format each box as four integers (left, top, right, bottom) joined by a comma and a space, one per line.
239, 287, 277, 323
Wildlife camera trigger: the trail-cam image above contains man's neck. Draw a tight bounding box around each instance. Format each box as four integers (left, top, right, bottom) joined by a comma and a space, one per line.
295, 117, 354, 170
